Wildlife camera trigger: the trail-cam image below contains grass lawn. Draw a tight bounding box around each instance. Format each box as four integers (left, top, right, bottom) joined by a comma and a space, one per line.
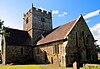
82, 66, 100, 69
0, 65, 43, 69
0, 64, 100, 69
0, 64, 73, 69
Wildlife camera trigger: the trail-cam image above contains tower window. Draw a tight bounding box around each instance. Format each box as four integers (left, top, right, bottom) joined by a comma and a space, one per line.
41, 18, 45, 22
21, 48, 24, 55
26, 17, 28, 23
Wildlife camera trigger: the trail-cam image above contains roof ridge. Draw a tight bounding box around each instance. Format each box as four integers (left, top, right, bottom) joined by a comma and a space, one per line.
64, 15, 84, 39
5, 27, 27, 32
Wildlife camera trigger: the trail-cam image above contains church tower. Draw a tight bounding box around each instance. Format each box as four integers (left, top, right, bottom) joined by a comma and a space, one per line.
23, 4, 52, 45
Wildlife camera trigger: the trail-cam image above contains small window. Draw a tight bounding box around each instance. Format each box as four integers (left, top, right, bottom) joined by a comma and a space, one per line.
51, 57, 53, 64
41, 18, 45, 22
26, 17, 28, 23
21, 48, 24, 55
82, 31, 85, 46
53, 45, 59, 54
86, 35, 89, 44
82, 31, 84, 36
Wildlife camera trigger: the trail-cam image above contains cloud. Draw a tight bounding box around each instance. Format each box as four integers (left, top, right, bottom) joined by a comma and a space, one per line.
38, 8, 67, 17
84, 9, 100, 19
52, 10, 67, 17
90, 23, 100, 45
52, 10, 59, 15
86, 20, 90, 23
58, 12, 67, 17
39, 7, 46, 11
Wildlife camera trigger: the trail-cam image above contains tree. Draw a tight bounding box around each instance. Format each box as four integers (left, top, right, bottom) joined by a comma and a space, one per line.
94, 40, 100, 52
0, 19, 4, 33
0, 19, 10, 64
0, 19, 10, 36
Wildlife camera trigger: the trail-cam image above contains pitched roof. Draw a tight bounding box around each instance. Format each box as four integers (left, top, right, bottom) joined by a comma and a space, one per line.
5, 28, 31, 46
37, 19, 77, 45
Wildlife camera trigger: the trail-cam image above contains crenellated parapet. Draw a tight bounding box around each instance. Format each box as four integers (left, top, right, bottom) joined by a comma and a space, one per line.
32, 6, 52, 18
24, 5, 51, 18
24, 8, 32, 17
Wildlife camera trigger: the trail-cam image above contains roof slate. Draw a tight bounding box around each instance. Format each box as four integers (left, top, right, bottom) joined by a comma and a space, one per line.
37, 19, 77, 45
5, 28, 31, 46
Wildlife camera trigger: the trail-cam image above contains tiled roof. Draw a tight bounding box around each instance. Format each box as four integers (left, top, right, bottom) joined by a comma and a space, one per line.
5, 28, 31, 46
37, 19, 77, 45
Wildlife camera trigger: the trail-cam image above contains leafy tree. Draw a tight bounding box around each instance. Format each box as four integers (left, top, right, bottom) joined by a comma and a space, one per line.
94, 40, 100, 52
0, 19, 4, 32
0, 19, 10, 37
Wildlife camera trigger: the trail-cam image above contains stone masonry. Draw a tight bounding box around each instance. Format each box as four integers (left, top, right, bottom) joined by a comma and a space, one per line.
23, 5, 52, 45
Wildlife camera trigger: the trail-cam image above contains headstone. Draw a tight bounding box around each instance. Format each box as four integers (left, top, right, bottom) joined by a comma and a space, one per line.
73, 61, 77, 69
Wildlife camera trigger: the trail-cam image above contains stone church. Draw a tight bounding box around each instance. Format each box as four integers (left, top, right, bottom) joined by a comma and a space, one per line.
1, 5, 98, 67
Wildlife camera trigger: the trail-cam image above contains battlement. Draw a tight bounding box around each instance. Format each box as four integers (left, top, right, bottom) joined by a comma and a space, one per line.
32, 6, 51, 15
24, 5, 52, 17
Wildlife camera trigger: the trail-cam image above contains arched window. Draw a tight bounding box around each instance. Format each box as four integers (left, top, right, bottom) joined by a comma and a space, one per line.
86, 35, 89, 44
82, 31, 85, 46
43, 51, 48, 62
21, 48, 24, 55
53, 44, 59, 54
41, 18, 45, 22
26, 17, 28, 23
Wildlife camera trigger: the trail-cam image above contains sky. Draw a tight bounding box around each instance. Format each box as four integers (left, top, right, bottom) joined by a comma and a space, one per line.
0, 0, 100, 47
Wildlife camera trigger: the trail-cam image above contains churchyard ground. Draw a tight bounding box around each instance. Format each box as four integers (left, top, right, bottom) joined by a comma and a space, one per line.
0, 64, 100, 69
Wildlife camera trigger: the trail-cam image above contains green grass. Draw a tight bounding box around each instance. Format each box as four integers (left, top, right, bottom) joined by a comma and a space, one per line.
83, 66, 100, 69
0, 65, 43, 69
98, 58, 100, 60
39, 64, 72, 69
0, 64, 100, 69
0, 64, 73, 69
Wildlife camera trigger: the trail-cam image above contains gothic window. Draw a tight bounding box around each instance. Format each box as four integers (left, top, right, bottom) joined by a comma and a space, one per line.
51, 57, 53, 64
57, 45, 59, 54
41, 18, 45, 22
43, 51, 48, 62
21, 48, 24, 55
53, 44, 59, 54
86, 35, 89, 44
26, 17, 28, 23
82, 31, 85, 46
53, 46, 55, 54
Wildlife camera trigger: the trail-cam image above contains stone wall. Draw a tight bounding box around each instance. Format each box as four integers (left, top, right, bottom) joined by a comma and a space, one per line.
23, 7, 52, 45
33, 41, 67, 67
66, 16, 98, 66
32, 7, 52, 44
6, 45, 33, 64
